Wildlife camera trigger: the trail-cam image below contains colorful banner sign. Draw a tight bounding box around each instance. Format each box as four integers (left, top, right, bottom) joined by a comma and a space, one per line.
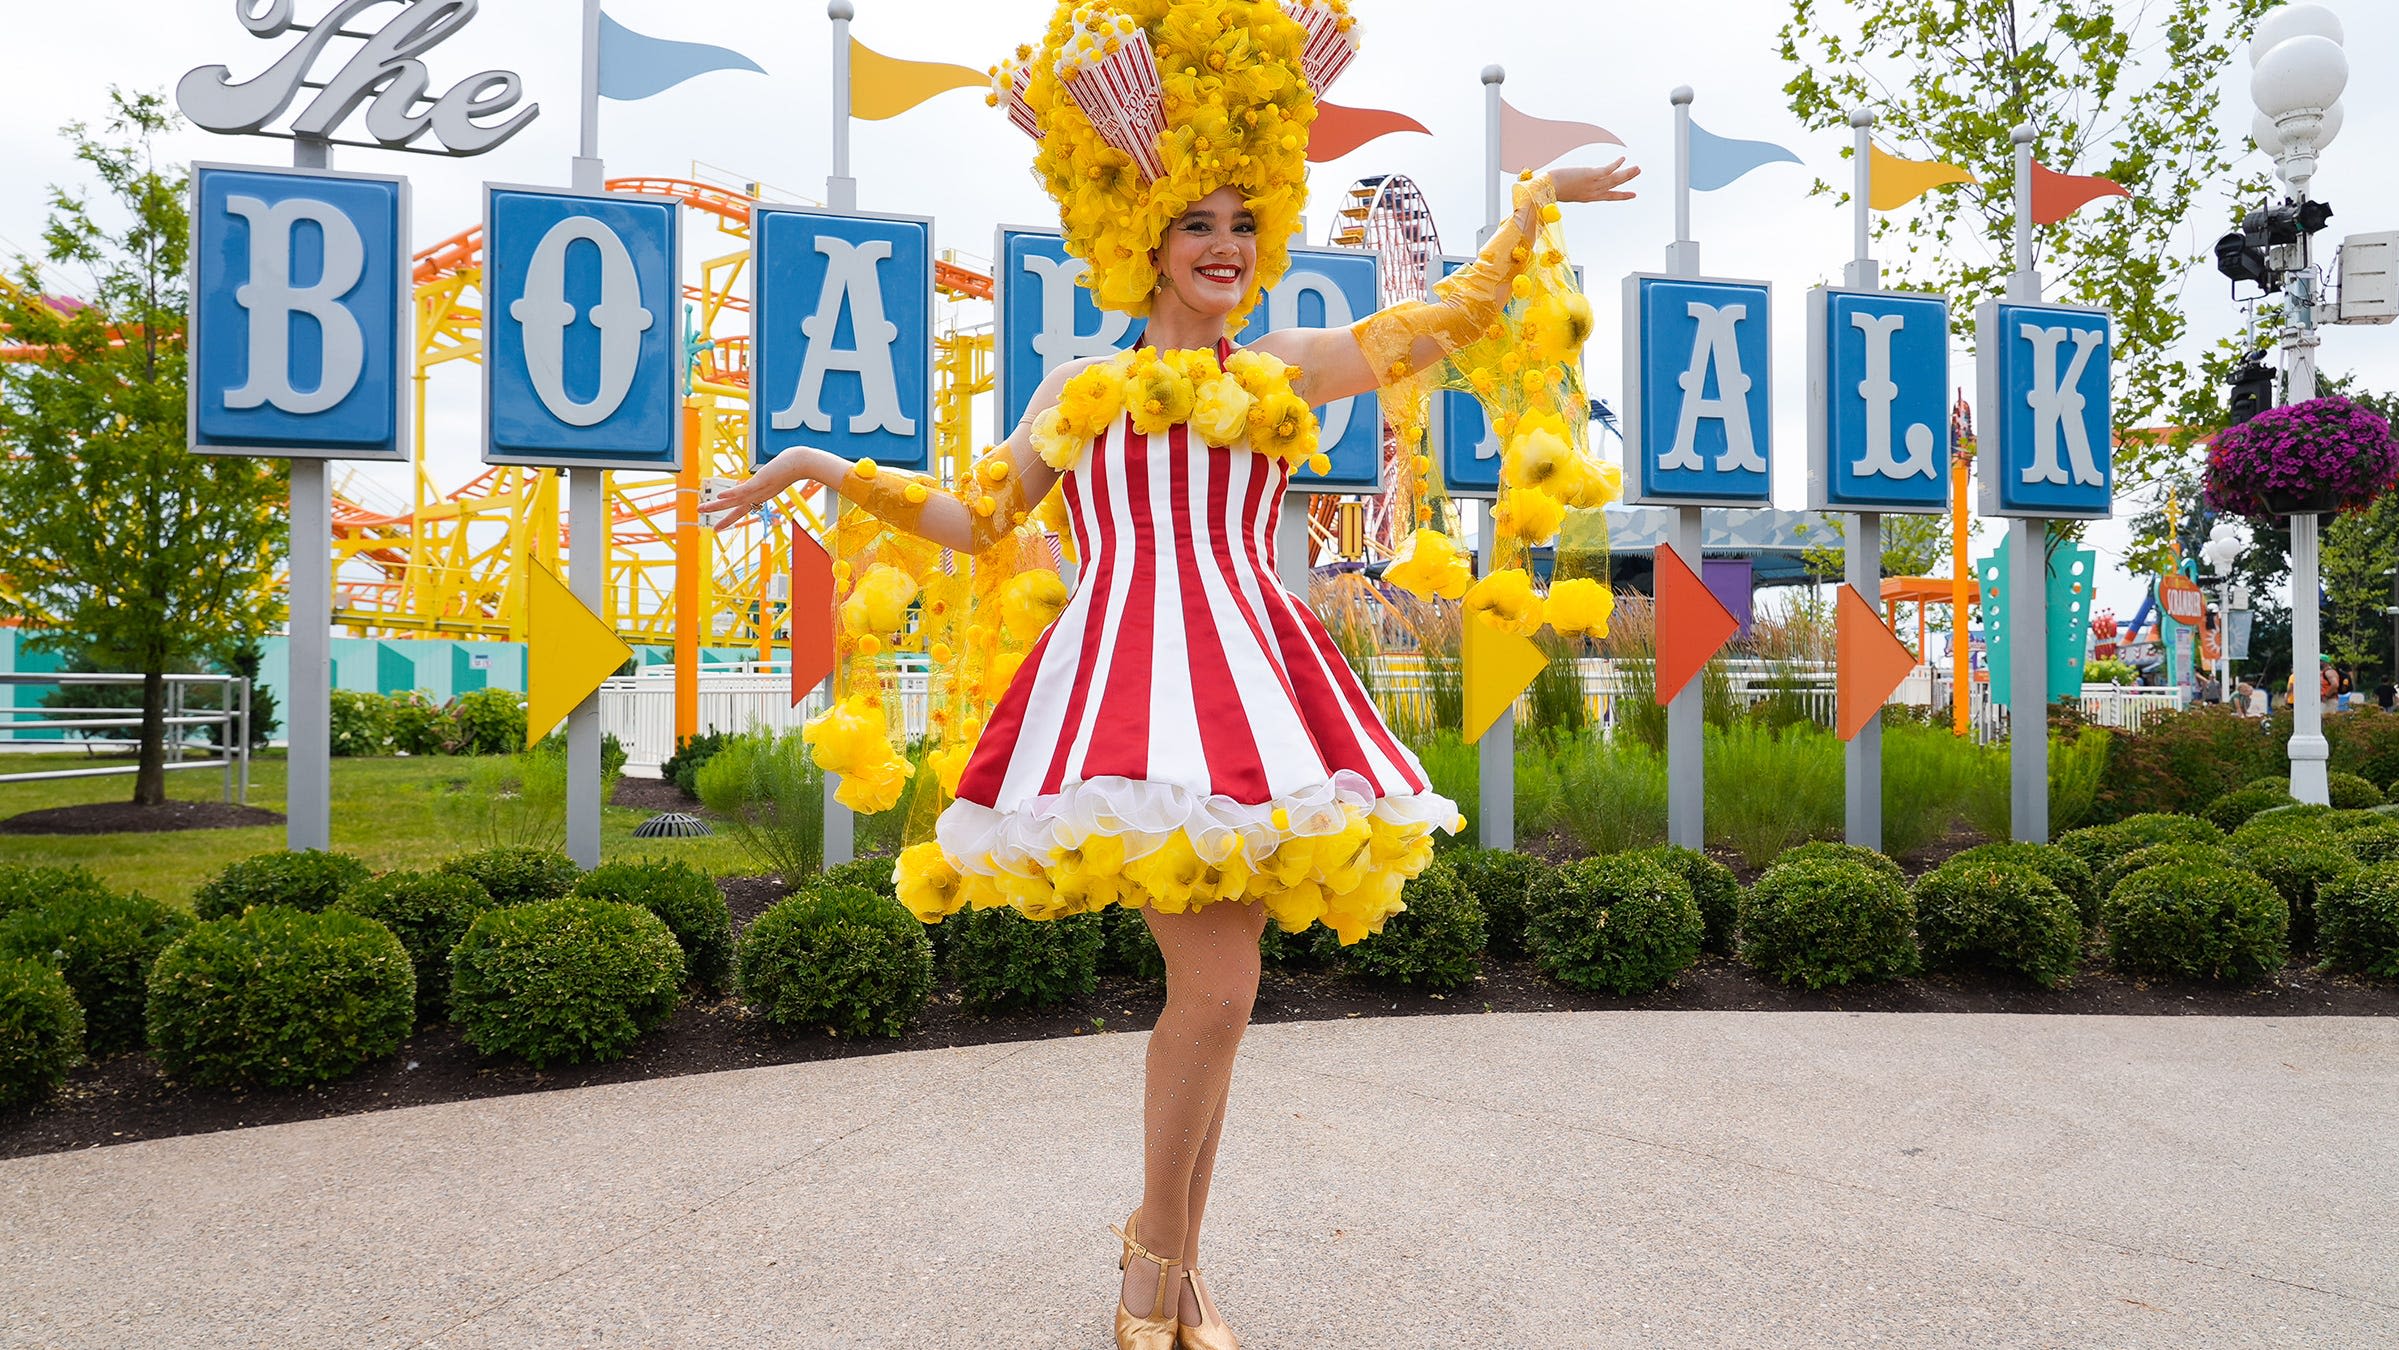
752, 205, 935, 472
189, 163, 409, 460
1806, 286, 1951, 513
1621, 274, 1773, 507
482, 184, 683, 471
995, 232, 1382, 493
1975, 299, 2114, 520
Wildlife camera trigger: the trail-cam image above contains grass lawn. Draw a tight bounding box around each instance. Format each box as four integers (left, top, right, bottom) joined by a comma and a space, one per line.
0, 752, 758, 906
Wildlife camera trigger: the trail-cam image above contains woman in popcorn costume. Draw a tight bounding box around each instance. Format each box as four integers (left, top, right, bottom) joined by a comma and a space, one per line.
704, 2, 1632, 1343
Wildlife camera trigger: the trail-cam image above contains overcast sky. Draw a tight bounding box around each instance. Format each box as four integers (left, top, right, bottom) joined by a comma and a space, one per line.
7, 0, 2398, 624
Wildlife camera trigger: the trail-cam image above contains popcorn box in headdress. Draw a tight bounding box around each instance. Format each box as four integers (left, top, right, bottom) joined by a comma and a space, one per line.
1058, 22, 1168, 181
1620, 273, 1773, 508
752, 203, 935, 473
1287, 0, 1360, 95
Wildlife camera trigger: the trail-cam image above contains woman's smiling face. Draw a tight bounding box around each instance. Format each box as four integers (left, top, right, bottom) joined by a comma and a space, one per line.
1155, 185, 1257, 316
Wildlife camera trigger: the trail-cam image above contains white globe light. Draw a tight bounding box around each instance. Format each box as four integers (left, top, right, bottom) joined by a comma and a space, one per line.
2250, 3, 2345, 67
2254, 101, 2343, 155
2251, 34, 2349, 118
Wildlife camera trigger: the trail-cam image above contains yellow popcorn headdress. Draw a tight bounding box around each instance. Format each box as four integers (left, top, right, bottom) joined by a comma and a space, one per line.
990, 0, 1362, 328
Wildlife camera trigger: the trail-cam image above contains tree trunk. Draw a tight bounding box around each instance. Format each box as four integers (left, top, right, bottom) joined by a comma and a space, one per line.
134, 667, 167, 807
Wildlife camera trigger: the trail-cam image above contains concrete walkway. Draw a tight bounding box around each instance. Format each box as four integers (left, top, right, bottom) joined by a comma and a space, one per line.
4, 1011, 2394, 1348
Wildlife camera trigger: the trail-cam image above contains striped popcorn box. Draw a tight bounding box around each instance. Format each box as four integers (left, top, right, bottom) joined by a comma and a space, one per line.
989, 57, 1040, 141
1060, 27, 1167, 181
1288, 1, 1360, 95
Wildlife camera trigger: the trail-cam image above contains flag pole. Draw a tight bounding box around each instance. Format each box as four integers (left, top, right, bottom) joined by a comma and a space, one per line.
575, 0, 604, 193
820, 0, 858, 864
1664, 85, 1703, 850
564, 0, 608, 867
1475, 63, 1514, 851
2006, 123, 2048, 843
1841, 107, 1884, 850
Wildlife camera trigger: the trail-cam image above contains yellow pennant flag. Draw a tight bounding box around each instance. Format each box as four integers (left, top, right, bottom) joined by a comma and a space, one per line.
1869, 144, 1976, 211
526, 560, 633, 747
850, 36, 983, 121
1462, 612, 1550, 745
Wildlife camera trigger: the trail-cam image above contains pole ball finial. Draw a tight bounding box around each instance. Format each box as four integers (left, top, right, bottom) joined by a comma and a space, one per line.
1670, 86, 1695, 107
1849, 107, 1875, 129
828, 0, 855, 20
1481, 65, 1505, 85
2011, 124, 2036, 145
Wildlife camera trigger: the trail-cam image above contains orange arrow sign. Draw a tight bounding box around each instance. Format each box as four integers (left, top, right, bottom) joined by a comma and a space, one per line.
1836, 583, 1919, 741
1654, 546, 1738, 706
790, 525, 835, 707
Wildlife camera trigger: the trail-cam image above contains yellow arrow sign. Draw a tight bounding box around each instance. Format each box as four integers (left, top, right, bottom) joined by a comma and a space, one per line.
526, 559, 632, 747
1462, 610, 1549, 744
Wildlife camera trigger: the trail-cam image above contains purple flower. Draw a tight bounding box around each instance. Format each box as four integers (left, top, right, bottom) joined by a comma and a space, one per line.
2204, 395, 2399, 518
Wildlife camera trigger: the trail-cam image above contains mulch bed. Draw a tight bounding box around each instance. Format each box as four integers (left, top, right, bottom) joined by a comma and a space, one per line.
3, 870, 2390, 1162
0, 800, 286, 835
609, 775, 703, 817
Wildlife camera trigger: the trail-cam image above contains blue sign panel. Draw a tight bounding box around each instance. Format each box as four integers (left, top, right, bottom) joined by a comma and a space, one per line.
190, 163, 408, 460
753, 205, 934, 472
483, 185, 681, 471
1975, 299, 2114, 519
1806, 286, 1951, 513
1237, 245, 1382, 493
1621, 274, 1773, 506
996, 227, 1137, 435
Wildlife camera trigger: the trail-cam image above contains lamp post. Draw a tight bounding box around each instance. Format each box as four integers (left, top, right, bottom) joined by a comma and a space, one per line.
2249, 3, 2348, 805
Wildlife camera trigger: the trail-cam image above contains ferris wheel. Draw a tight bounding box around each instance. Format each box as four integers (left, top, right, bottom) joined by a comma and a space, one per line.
1328, 174, 1444, 553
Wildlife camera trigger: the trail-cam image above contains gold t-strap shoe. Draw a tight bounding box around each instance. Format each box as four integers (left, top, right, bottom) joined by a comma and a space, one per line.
1176, 1264, 1241, 1350
1110, 1219, 1182, 1350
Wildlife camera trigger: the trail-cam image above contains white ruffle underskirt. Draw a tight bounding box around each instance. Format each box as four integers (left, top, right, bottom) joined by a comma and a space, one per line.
935, 770, 1460, 879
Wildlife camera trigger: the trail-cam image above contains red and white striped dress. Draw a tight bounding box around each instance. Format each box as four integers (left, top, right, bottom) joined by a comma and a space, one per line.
931, 343, 1457, 929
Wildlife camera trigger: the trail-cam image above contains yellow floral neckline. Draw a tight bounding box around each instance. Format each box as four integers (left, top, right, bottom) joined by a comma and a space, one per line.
1030, 346, 1328, 474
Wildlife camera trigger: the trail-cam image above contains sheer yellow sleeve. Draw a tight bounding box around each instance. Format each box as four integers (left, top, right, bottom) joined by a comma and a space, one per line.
832, 442, 1043, 558
1349, 172, 1559, 389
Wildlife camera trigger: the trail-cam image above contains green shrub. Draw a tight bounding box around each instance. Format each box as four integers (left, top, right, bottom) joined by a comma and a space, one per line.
1339, 858, 1486, 991
1770, 841, 1905, 888
2113, 813, 2224, 850
331, 870, 496, 1020
573, 860, 735, 994
1878, 722, 1979, 857
1966, 727, 2111, 839
1259, 918, 1338, 969
2231, 834, 2358, 952
2102, 862, 2286, 984
1630, 845, 1742, 955
2230, 804, 2338, 849
817, 855, 900, 902
1706, 723, 1843, 868
1913, 857, 2083, 988
448, 897, 685, 1066
2328, 772, 2386, 810
949, 906, 1103, 1013
439, 846, 579, 907
2095, 843, 2237, 904
1444, 849, 1553, 958
662, 728, 734, 797
2245, 775, 2292, 795
194, 849, 372, 920
448, 687, 528, 756
693, 731, 824, 882
386, 690, 454, 757
0, 864, 115, 922
2089, 705, 2279, 822
1525, 854, 1701, 994
2205, 786, 2298, 833
2315, 864, 2399, 979
0, 892, 194, 1056
1945, 842, 2100, 930
1552, 740, 1669, 855
534, 728, 630, 781
1739, 859, 1919, 990
735, 885, 934, 1036
2342, 823, 2399, 866
328, 689, 393, 757
145, 907, 415, 1088
0, 957, 84, 1111
1099, 902, 1166, 979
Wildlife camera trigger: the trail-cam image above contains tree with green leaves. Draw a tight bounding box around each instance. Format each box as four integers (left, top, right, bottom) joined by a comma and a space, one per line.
0, 91, 287, 806
1780, 0, 2276, 504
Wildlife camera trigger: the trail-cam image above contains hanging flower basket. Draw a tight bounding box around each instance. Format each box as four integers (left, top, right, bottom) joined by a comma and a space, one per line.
2205, 394, 2399, 520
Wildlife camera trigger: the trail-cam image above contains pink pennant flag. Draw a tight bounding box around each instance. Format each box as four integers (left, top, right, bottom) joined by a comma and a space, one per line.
1501, 96, 1623, 174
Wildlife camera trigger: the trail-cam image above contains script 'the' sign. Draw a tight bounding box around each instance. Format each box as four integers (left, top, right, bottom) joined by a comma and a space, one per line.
178, 0, 538, 157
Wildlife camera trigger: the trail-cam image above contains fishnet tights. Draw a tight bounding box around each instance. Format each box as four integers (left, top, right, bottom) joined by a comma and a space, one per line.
1118, 897, 1269, 1320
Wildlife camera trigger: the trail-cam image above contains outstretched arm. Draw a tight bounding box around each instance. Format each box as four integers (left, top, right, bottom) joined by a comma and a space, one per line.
703, 360, 1081, 554
1255, 162, 1639, 407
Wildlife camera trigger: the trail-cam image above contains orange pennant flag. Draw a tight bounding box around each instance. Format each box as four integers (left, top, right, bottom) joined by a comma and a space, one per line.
2030, 159, 2129, 225
1835, 585, 1918, 742
1500, 96, 1623, 174
1654, 546, 1738, 707
789, 526, 835, 707
1868, 144, 1975, 211
1308, 100, 1431, 162
849, 36, 982, 121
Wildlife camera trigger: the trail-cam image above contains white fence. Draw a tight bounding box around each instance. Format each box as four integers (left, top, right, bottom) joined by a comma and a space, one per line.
604, 658, 2191, 770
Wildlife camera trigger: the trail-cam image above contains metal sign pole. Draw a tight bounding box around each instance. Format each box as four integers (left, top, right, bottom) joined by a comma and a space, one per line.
2005, 125, 2049, 843
287, 132, 334, 853
1476, 64, 1515, 851
1842, 109, 1884, 850
565, 0, 608, 869
1664, 86, 1705, 851
821, 0, 858, 866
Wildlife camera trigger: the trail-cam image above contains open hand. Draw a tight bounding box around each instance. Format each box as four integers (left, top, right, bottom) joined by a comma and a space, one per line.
699, 476, 770, 530
1553, 158, 1641, 204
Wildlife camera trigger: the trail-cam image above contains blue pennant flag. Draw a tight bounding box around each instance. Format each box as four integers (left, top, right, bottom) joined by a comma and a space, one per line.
1688, 118, 1802, 192
599, 12, 766, 101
